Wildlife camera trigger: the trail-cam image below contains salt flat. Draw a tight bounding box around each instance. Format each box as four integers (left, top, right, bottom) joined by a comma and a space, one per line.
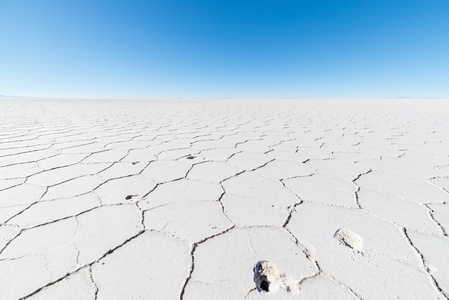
1, 98, 449, 300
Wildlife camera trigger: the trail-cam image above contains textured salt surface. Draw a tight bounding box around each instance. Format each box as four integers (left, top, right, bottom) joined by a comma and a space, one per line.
0, 98, 449, 299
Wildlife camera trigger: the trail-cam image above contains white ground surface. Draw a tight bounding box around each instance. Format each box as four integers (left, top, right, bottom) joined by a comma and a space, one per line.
1, 98, 449, 300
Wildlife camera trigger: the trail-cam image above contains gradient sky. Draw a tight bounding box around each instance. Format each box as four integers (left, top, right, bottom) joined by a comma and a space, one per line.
1, 0, 448, 98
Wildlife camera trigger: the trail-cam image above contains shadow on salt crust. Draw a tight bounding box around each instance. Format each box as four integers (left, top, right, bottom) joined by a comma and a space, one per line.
254, 260, 300, 294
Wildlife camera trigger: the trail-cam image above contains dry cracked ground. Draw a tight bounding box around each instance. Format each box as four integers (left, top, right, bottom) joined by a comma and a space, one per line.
1, 98, 449, 300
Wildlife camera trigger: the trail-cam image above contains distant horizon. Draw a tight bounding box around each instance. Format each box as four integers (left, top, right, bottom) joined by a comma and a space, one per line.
2, 94, 448, 100
1, 0, 448, 99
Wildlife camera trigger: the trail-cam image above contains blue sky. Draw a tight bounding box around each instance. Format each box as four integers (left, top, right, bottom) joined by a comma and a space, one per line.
0, 0, 448, 98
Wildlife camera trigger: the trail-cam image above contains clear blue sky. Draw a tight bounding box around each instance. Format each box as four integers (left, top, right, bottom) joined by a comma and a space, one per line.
1, 0, 448, 98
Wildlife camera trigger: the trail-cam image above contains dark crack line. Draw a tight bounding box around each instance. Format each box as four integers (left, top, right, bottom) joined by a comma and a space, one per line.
424, 204, 448, 237
402, 227, 449, 299
326, 274, 364, 300
20, 230, 145, 300
179, 244, 196, 299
